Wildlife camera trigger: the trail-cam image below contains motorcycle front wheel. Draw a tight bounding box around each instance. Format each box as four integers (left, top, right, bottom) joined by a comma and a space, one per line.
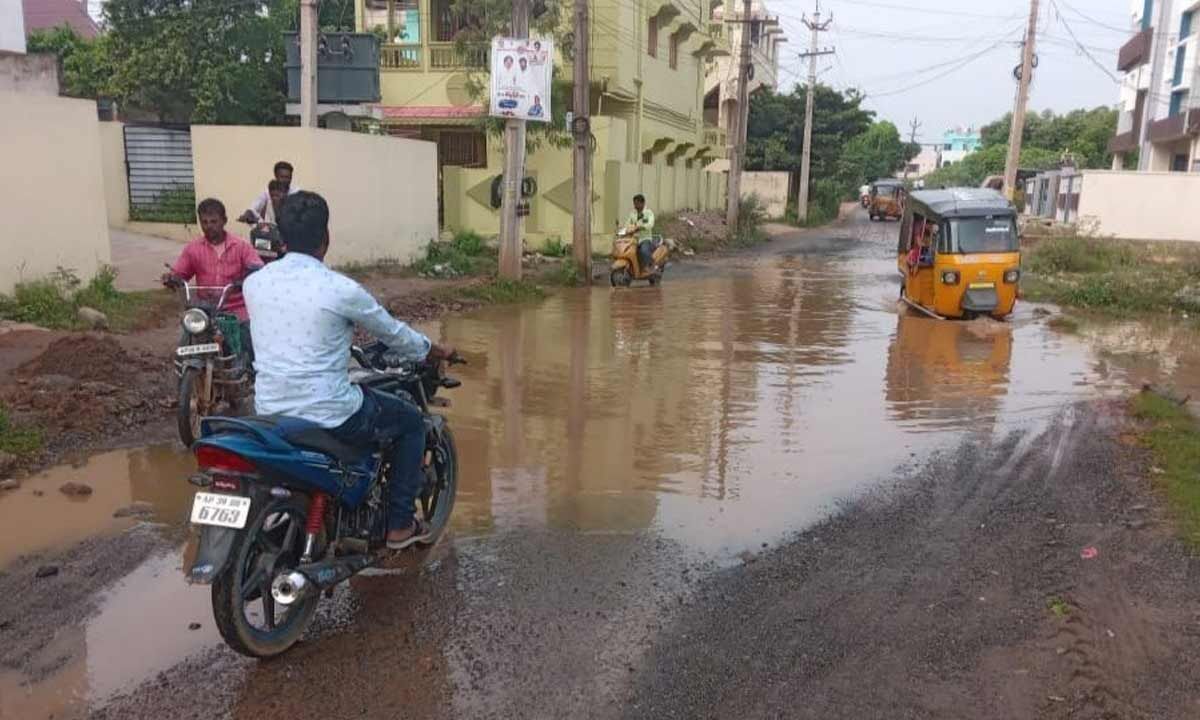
418, 427, 458, 546
177, 367, 206, 447
610, 267, 633, 287
212, 495, 319, 658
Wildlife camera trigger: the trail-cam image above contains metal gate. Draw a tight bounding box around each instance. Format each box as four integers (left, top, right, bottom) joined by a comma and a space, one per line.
124, 125, 196, 223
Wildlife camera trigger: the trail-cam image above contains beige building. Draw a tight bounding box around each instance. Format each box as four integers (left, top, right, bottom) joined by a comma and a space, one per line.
703, 0, 785, 135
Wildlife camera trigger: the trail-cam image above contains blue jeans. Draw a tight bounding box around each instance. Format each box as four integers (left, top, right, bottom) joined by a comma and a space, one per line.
329, 388, 425, 530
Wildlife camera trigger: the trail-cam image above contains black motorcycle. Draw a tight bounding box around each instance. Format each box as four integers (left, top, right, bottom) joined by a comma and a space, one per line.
185, 342, 463, 658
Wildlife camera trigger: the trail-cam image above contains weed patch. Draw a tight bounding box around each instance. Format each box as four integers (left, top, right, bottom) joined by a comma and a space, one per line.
0, 404, 42, 457
413, 230, 497, 277
462, 278, 546, 304
1130, 392, 1200, 549
0, 266, 161, 331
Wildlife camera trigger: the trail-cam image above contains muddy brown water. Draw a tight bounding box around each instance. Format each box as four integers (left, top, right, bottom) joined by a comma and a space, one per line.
5, 240, 1200, 717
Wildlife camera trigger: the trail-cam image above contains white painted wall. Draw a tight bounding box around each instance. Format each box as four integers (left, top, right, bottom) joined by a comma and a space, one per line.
741, 171, 789, 219
1077, 169, 1200, 241
0, 0, 26, 54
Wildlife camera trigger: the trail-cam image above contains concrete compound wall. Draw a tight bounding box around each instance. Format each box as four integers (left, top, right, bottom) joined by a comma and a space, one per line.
0, 0, 26, 54
741, 171, 790, 219
1076, 170, 1200, 242
191, 126, 438, 266
0, 52, 58, 96
0, 91, 110, 293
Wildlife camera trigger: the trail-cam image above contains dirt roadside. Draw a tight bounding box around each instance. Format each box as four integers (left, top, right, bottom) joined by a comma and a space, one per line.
626, 400, 1200, 720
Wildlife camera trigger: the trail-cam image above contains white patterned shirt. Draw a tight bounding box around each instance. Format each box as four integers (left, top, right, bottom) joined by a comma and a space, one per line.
243, 252, 431, 427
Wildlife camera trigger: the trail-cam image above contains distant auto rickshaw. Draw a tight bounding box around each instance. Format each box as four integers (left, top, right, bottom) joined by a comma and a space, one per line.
869, 179, 905, 221
896, 188, 1021, 320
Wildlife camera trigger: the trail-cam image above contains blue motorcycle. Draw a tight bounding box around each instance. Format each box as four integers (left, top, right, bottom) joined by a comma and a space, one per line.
184, 341, 463, 658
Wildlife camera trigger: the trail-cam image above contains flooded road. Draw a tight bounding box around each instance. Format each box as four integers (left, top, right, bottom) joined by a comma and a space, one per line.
4, 214, 1199, 719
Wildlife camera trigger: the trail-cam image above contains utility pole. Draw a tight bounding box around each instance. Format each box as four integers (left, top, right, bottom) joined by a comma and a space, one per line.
571, 0, 592, 281
904, 116, 921, 180
499, 0, 530, 280
1003, 0, 1040, 200
299, 0, 319, 128
724, 0, 754, 232
797, 2, 833, 223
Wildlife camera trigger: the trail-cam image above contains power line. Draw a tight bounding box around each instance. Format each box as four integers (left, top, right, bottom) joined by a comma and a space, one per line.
865, 35, 1018, 99
822, 0, 1021, 21
1055, 0, 1129, 34
1047, 0, 1119, 83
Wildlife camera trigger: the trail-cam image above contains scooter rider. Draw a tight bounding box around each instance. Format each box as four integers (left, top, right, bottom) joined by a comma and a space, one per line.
242, 191, 456, 550
625, 194, 656, 272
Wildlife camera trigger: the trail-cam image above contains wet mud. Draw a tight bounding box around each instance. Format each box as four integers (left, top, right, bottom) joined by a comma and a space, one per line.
2, 211, 1199, 718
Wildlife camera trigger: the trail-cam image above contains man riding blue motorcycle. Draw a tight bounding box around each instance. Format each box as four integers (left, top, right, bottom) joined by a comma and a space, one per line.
243, 191, 456, 549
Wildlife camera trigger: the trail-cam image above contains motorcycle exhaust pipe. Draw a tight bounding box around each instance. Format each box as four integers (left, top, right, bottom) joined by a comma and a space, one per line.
273, 554, 375, 605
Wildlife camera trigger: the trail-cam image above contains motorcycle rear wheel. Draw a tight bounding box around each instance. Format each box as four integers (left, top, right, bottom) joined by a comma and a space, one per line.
212, 495, 320, 658
177, 367, 205, 447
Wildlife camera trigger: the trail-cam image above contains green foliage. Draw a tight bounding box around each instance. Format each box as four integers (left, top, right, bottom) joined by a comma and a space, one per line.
0, 404, 43, 457
0, 266, 155, 331
1046, 596, 1072, 617
731, 194, 768, 247
96, 0, 296, 123
26, 26, 114, 98
1023, 234, 1200, 315
836, 121, 916, 190
413, 230, 497, 276
980, 108, 1119, 169
923, 144, 1060, 189
462, 278, 546, 304
1131, 392, 1200, 549
542, 237, 569, 258
129, 185, 197, 224
747, 84, 874, 180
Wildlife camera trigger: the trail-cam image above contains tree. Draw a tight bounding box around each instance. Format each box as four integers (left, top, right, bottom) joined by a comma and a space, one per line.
101, 0, 295, 124
26, 26, 113, 99
979, 107, 1118, 169
923, 144, 1059, 188
837, 121, 914, 190
746, 84, 874, 181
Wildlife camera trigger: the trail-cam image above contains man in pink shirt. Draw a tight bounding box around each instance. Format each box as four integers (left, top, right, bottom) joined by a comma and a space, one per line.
163, 198, 263, 354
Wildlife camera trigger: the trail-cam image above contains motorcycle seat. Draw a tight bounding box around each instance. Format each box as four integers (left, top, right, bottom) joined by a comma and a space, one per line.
222, 414, 373, 465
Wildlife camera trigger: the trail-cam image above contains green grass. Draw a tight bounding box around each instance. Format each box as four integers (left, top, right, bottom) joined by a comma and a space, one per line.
413, 230, 497, 277
1023, 234, 1200, 316
461, 278, 546, 304
1046, 596, 1072, 618
0, 266, 162, 331
1130, 392, 1200, 549
129, 185, 197, 224
0, 404, 42, 457
730, 194, 769, 248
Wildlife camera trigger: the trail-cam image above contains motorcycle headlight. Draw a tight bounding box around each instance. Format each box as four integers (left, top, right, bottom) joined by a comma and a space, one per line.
182, 308, 209, 334
1004, 268, 1021, 284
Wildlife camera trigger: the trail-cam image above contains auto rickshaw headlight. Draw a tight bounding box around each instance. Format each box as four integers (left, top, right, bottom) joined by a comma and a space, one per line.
941, 270, 960, 285
1003, 269, 1021, 283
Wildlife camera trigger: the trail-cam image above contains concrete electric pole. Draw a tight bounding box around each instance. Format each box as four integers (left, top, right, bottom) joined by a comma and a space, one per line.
725, 0, 755, 232
299, 0, 319, 128
796, 2, 833, 223
1003, 0, 1040, 200
499, 0, 530, 280
571, 0, 592, 281
904, 116, 921, 180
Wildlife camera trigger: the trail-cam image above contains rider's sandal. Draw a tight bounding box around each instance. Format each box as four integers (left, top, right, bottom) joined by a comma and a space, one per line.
386, 519, 432, 551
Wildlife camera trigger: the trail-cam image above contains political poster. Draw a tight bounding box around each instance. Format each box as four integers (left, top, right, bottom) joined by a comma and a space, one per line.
489, 36, 553, 123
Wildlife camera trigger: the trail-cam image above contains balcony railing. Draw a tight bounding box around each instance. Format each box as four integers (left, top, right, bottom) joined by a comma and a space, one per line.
702, 126, 727, 147
1146, 108, 1200, 142
381, 44, 422, 71
428, 42, 489, 70
1117, 27, 1153, 72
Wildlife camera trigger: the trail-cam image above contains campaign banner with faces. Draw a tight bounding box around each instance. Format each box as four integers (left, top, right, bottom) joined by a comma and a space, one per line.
490, 36, 553, 123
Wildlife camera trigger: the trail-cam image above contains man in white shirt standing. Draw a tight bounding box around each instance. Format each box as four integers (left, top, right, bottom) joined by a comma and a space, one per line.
243, 191, 455, 549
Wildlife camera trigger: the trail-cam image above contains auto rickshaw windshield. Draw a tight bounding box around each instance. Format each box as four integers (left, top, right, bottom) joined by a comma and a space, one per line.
945, 216, 1018, 254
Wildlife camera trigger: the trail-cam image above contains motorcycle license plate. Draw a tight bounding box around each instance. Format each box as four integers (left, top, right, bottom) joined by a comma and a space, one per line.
190, 492, 252, 529
177, 343, 220, 357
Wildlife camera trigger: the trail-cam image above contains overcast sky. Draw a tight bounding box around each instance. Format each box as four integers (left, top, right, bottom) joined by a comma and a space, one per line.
773, 0, 1130, 143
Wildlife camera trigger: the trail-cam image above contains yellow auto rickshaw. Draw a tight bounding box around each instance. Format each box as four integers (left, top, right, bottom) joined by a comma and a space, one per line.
897, 188, 1021, 320
869, 179, 905, 221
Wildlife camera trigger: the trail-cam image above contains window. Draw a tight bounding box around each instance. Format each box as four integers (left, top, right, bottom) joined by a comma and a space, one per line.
1182, 9, 1194, 38
1170, 89, 1188, 116
1142, 0, 1154, 31
1173, 45, 1187, 85
750, 20, 761, 45
944, 143, 953, 151
437, 131, 487, 168
1173, 154, 1190, 171
433, 0, 479, 42
669, 33, 679, 69
945, 217, 1019, 254
648, 16, 658, 57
